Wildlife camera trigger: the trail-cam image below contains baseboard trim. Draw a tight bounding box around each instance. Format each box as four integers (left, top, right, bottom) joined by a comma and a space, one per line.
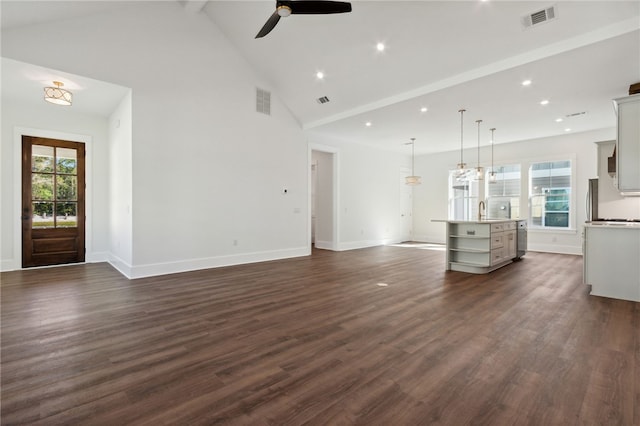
86, 251, 109, 263
108, 254, 134, 279
1, 258, 17, 272
128, 246, 311, 279
337, 238, 400, 251
527, 243, 582, 255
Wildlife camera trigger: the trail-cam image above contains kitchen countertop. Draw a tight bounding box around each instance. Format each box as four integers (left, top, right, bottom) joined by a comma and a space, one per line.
584, 221, 640, 228
432, 219, 516, 224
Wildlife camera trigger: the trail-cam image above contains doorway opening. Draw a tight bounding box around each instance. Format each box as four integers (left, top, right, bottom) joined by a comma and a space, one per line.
310, 146, 337, 250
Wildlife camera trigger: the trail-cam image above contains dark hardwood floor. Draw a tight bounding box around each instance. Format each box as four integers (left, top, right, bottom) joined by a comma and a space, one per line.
1, 247, 638, 425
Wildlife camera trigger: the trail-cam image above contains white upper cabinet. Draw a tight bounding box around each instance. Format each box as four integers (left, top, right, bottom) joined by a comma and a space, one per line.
614, 94, 640, 194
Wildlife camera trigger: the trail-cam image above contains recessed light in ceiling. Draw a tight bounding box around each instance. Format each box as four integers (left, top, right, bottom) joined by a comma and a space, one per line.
420, 107, 428, 113
540, 99, 549, 105
365, 121, 372, 127
565, 128, 571, 132
522, 79, 532, 86
316, 71, 324, 80
555, 117, 564, 122
376, 42, 385, 52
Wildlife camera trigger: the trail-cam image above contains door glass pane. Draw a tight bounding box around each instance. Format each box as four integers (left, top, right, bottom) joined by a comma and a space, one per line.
33, 202, 54, 228
32, 145, 54, 172
32, 174, 54, 200
56, 148, 77, 174
56, 202, 77, 228
56, 175, 77, 201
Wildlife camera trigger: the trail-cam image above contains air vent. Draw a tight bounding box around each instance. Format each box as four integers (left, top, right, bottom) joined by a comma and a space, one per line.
316, 96, 330, 104
256, 88, 271, 115
566, 111, 587, 118
522, 5, 557, 28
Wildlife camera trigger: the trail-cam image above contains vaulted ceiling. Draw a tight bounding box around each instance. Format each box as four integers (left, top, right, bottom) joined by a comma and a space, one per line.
2, 1, 639, 154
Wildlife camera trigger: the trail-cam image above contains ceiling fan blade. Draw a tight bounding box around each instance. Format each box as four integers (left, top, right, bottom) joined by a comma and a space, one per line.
289, 1, 352, 15
255, 11, 281, 38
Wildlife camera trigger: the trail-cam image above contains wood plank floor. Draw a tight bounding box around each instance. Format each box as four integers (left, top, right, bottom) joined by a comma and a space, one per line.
1, 247, 638, 425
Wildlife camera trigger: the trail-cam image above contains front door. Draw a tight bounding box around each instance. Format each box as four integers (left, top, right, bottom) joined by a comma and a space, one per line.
22, 136, 86, 267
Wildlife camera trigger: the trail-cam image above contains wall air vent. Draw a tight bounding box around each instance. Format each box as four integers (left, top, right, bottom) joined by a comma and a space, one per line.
522, 5, 557, 28
256, 88, 271, 115
316, 96, 330, 104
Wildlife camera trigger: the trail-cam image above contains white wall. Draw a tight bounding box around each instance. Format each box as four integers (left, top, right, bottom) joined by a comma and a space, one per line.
0, 99, 110, 269
413, 128, 616, 255
2, 1, 309, 278
308, 136, 410, 250
108, 91, 134, 276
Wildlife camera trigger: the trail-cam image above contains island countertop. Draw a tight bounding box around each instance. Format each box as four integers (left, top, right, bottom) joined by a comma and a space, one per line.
432, 219, 516, 224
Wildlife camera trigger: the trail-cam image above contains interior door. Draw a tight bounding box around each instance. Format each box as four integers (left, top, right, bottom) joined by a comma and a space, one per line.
22, 136, 86, 267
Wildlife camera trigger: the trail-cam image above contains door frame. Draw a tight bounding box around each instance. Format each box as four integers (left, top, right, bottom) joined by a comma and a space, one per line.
309, 143, 339, 251
12, 127, 93, 270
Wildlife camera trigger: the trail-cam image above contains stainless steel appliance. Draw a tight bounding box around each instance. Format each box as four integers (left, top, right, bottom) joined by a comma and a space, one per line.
516, 220, 527, 259
586, 178, 599, 221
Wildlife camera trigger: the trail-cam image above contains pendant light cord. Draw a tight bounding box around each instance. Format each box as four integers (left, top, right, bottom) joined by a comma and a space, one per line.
476, 119, 482, 170
458, 109, 466, 168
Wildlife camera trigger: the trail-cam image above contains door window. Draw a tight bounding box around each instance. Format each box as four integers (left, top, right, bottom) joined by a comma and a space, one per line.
31, 145, 78, 229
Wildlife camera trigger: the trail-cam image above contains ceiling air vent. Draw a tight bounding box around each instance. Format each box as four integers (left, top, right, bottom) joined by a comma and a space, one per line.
522, 5, 557, 28
316, 96, 330, 104
256, 88, 271, 115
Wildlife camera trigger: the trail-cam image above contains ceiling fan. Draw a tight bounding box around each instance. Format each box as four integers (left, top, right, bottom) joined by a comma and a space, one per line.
255, 0, 352, 39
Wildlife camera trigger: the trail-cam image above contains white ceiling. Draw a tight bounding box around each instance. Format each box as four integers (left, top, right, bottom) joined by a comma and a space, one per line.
2, 1, 639, 154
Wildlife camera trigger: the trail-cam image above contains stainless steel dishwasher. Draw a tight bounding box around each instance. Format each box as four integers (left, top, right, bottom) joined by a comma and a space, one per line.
516, 220, 527, 259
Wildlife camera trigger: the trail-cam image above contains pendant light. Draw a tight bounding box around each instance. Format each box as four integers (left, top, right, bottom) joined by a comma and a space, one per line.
489, 128, 497, 183
44, 81, 72, 106
456, 109, 467, 180
405, 138, 421, 185
475, 119, 484, 180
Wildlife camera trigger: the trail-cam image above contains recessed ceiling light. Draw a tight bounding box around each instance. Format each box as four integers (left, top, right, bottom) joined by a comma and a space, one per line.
365, 121, 372, 127
376, 42, 385, 52
555, 117, 563, 122
316, 71, 324, 80
540, 99, 549, 105
565, 128, 571, 132
420, 107, 428, 113
522, 79, 532, 86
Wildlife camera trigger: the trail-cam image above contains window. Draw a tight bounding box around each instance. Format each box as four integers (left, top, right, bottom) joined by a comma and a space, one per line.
529, 160, 571, 228
448, 170, 479, 221
486, 165, 521, 219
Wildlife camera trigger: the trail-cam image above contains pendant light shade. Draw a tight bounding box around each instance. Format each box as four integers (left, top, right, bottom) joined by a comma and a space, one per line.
405, 137, 421, 185
489, 128, 497, 183
44, 81, 72, 106
475, 119, 484, 180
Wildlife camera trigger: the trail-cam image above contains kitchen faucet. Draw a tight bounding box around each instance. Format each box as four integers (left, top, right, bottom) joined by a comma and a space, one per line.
478, 200, 485, 221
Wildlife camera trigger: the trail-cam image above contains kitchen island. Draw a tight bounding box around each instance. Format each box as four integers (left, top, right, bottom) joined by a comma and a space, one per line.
584, 222, 640, 302
442, 220, 518, 274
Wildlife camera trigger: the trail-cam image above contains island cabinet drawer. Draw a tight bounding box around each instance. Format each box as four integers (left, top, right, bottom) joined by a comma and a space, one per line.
451, 223, 490, 238
490, 248, 505, 266
491, 233, 504, 249
505, 221, 517, 231
491, 223, 505, 233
